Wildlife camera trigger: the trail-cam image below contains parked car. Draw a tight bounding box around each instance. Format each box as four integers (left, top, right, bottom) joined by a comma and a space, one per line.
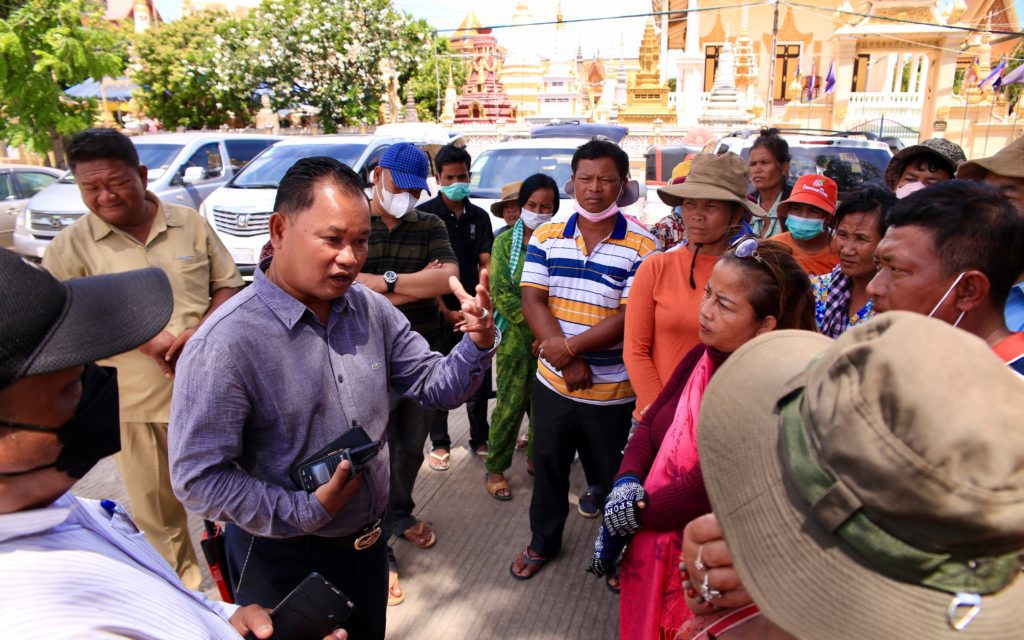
0, 165, 62, 249
203, 128, 453, 278
12, 132, 283, 259
471, 123, 637, 232
641, 144, 703, 221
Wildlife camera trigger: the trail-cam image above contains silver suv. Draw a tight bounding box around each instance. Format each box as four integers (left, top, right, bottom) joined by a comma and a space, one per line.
13, 132, 283, 259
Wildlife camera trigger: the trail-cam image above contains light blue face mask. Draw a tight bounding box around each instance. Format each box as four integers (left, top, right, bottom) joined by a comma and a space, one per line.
786, 214, 825, 241
439, 182, 471, 201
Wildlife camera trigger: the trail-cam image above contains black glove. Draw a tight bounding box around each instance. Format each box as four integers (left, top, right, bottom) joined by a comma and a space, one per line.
603, 474, 647, 537
588, 523, 627, 578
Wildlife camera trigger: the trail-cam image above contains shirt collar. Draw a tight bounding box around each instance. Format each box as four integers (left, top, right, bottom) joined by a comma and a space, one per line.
562, 212, 627, 240
0, 492, 75, 543
86, 192, 179, 244
252, 257, 351, 330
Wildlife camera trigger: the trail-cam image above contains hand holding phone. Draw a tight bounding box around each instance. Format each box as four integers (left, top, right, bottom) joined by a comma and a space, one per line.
241, 573, 354, 640
312, 458, 363, 517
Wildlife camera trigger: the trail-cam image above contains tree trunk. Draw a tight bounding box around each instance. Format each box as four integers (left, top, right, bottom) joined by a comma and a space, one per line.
48, 129, 67, 169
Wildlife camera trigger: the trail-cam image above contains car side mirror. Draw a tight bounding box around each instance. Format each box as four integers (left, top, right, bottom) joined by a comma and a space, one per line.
181, 166, 206, 185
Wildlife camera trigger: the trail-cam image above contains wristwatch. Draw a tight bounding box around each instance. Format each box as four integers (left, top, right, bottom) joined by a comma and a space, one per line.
383, 271, 398, 293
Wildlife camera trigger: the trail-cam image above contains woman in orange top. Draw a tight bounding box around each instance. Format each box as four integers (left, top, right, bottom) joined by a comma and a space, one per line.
769, 174, 840, 276
624, 153, 765, 418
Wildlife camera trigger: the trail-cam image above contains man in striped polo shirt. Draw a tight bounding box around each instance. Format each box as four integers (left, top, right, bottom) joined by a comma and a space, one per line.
354, 142, 459, 603
510, 140, 657, 579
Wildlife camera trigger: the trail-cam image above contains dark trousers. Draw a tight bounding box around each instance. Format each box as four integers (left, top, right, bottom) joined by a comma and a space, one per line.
429, 366, 491, 451
528, 379, 633, 557
224, 524, 387, 640
384, 397, 436, 537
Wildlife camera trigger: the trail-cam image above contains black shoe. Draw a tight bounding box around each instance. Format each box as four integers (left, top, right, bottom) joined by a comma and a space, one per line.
577, 490, 602, 518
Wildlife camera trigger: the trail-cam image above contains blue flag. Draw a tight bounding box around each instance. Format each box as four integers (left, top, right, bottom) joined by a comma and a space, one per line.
983, 58, 1008, 88
825, 60, 836, 94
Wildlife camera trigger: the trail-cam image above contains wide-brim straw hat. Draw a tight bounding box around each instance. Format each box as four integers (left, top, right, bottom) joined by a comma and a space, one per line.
657, 152, 766, 218
956, 135, 1024, 181
698, 313, 1024, 639
489, 180, 523, 218
883, 138, 966, 190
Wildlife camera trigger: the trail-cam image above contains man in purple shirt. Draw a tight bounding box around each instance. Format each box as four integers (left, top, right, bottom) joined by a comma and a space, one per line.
168, 158, 496, 639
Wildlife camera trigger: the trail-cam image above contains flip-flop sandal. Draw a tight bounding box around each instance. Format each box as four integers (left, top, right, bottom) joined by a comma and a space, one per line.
515, 434, 529, 449
428, 450, 450, 471
401, 521, 437, 549
388, 570, 405, 606
485, 473, 513, 501
509, 547, 547, 581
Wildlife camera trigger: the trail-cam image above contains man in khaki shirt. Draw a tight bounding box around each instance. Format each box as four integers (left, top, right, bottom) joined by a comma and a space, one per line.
43, 128, 243, 589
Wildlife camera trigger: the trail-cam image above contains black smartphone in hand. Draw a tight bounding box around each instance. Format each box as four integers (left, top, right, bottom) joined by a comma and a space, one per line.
243, 572, 354, 640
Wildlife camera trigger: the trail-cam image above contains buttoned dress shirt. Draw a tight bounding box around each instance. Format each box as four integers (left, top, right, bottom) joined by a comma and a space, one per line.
169, 259, 496, 539
42, 192, 243, 422
0, 493, 239, 639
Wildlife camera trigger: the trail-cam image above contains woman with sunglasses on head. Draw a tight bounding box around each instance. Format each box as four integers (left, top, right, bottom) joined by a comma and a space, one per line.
595, 238, 817, 640
484, 174, 559, 500
624, 153, 764, 429
811, 185, 896, 338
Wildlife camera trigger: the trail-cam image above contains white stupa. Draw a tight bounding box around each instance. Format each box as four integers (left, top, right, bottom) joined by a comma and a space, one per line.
698, 35, 749, 127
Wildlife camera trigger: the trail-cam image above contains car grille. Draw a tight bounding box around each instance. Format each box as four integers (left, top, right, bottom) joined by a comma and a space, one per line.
28, 210, 84, 239
211, 207, 273, 237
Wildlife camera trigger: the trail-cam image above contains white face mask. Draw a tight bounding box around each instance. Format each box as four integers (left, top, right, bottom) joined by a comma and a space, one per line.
928, 271, 967, 328
895, 181, 927, 199
376, 178, 416, 219
520, 208, 553, 229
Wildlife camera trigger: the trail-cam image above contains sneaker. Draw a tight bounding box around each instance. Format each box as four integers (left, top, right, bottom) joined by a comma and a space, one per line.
577, 489, 602, 518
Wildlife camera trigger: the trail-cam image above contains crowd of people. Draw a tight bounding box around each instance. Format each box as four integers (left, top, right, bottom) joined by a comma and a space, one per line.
0, 124, 1022, 639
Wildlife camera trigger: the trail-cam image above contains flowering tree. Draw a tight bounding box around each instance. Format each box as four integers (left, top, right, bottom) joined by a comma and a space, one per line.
0, 0, 123, 162
211, 0, 431, 132
131, 11, 250, 130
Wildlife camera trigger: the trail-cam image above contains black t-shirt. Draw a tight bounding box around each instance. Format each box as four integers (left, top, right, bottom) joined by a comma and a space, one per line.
418, 195, 494, 311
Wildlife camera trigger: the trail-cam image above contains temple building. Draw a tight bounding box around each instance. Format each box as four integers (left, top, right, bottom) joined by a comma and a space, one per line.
617, 18, 677, 124
500, 2, 545, 121
451, 12, 484, 53
534, 3, 587, 121
454, 28, 516, 124
180, 0, 261, 18
104, 0, 160, 32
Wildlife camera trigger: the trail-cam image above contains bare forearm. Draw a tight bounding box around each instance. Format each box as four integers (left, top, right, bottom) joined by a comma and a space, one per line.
386, 292, 419, 306
522, 288, 563, 340
202, 286, 242, 324
567, 312, 626, 354
393, 262, 459, 298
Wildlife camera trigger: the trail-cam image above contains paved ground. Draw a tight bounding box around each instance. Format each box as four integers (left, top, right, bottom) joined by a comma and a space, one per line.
74, 402, 620, 639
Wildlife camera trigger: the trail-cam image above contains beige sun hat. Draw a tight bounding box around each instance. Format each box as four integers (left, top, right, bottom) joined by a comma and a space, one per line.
489, 180, 523, 218
656, 152, 767, 218
956, 136, 1024, 181
698, 312, 1024, 639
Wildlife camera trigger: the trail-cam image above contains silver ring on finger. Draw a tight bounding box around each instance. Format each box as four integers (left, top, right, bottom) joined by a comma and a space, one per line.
480, 308, 490, 320
694, 544, 706, 572
700, 573, 722, 601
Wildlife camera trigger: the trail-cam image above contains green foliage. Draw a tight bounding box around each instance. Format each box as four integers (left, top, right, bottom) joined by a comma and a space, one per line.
209, 0, 432, 132
131, 12, 249, 129
0, 0, 124, 158
407, 35, 467, 123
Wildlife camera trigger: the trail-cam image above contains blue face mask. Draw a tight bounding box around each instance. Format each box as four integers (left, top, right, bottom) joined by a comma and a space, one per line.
439, 182, 471, 202
786, 213, 825, 240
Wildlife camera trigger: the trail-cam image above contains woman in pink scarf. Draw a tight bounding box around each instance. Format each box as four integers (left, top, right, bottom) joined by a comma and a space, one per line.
589, 239, 818, 640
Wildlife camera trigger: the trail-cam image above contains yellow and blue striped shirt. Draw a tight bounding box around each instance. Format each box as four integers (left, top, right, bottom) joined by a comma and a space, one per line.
521, 213, 658, 405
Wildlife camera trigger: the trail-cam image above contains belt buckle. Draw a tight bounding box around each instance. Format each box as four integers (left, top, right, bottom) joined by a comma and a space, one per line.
354, 525, 381, 551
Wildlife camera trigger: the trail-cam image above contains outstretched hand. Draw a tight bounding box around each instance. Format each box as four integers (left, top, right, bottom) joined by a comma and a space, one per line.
449, 269, 496, 350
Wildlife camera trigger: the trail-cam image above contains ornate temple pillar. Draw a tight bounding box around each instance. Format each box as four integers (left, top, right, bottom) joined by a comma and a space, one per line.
920, 38, 959, 140
676, 0, 704, 126
883, 53, 897, 95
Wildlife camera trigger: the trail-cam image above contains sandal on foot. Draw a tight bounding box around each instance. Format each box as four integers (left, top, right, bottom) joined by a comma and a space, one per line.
485, 473, 512, 501
515, 434, 529, 450
388, 570, 405, 606
509, 547, 548, 581
401, 521, 437, 549
428, 449, 450, 471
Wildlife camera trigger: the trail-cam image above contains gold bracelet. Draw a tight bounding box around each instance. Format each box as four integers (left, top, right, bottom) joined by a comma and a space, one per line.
564, 338, 577, 358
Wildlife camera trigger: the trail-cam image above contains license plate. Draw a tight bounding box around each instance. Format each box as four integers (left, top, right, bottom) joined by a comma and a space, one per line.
228, 247, 254, 264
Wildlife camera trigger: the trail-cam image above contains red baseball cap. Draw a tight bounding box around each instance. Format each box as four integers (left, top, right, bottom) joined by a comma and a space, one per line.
778, 174, 838, 217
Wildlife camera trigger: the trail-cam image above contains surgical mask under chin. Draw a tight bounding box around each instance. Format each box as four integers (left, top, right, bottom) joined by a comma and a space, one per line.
439, 182, 471, 202
520, 207, 553, 229
0, 364, 121, 480
786, 214, 825, 241
928, 271, 968, 327
895, 181, 927, 199
376, 180, 416, 218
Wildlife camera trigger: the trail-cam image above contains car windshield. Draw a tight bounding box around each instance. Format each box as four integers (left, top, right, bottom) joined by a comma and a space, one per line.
470, 148, 574, 199
740, 145, 891, 193
58, 143, 185, 184
231, 143, 367, 188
